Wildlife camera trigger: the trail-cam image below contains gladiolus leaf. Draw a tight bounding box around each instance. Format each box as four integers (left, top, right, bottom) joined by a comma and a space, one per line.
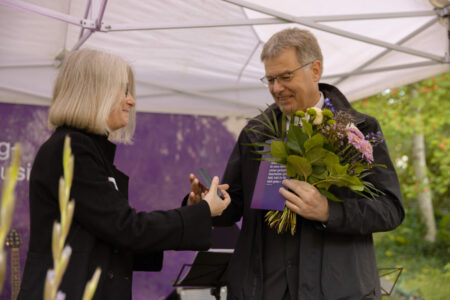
287, 155, 312, 180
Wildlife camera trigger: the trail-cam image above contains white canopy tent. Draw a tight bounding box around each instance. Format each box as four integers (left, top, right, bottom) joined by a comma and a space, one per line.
0, 0, 448, 116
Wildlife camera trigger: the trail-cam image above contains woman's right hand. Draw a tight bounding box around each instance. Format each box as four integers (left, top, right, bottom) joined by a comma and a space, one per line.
203, 176, 231, 217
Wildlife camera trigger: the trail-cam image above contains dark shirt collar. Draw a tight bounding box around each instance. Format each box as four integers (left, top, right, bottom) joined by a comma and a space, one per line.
56, 126, 117, 164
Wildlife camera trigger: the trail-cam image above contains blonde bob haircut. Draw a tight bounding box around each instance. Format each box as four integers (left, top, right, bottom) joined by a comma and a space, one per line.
49, 48, 136, 144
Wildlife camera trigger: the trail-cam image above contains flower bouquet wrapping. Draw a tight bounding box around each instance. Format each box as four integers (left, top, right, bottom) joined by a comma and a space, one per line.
246, 99, 386, 235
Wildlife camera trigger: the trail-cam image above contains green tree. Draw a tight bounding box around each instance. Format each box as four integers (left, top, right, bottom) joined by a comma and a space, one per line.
353, 72, 449, 240
352, 72, 450, 299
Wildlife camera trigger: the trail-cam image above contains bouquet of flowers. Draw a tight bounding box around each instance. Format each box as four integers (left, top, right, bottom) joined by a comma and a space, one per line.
247, 99, 385, 235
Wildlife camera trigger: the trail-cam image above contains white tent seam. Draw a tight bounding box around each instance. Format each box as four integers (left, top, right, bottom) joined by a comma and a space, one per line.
135, 81, 259, 109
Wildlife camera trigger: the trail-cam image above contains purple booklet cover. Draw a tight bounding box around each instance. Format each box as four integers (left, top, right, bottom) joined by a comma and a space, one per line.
251, 160, 288, 211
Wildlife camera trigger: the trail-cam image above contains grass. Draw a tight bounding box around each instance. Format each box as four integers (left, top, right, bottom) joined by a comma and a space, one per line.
375, 231, 450, 300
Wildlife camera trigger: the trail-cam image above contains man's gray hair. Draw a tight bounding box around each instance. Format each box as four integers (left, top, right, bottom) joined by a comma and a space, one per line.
261, 28, 323, 67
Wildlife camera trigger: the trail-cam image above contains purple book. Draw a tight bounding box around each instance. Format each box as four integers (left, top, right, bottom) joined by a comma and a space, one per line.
251, 160, 288, 211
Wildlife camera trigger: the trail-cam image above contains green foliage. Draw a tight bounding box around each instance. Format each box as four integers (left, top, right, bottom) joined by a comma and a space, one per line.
353, 72, 450, 299
375, 208, 450, 300
352, 72, 450, 211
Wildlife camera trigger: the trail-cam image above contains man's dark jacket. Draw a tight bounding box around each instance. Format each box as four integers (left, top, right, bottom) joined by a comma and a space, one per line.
213, 84, 404, 300
18, 127, 212, 300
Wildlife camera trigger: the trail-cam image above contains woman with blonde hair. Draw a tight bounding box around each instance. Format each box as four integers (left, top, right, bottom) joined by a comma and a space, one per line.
18, 49, 230, 300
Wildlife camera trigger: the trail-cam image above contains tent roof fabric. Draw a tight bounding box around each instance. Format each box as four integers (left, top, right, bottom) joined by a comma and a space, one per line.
0, 0, 449, 116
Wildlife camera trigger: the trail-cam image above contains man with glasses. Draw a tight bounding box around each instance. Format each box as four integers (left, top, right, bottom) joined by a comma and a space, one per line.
190, 28, 404, 299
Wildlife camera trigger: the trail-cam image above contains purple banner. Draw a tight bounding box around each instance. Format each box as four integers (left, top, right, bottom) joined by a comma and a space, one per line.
251, 161, 287, 211
0, 102, 237, 300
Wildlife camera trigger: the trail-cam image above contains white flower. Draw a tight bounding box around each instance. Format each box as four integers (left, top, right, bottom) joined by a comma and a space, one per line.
310, 107, 323, 125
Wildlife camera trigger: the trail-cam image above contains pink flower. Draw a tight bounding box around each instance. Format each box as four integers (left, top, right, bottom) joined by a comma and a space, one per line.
360, 140, 374, 162
346, 123, 364, 139
347, 132, 362, 150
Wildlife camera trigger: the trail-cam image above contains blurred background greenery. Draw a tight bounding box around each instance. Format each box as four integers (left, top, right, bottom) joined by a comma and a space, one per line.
352, 72, 450, 300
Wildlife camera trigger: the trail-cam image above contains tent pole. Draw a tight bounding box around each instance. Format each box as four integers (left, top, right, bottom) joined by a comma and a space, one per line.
95, 0, 108, 28
333, 17, 440, 85
223, 0, 446, 63
79, 0, 92, 39
237, 42, 262, 83
323, 61, 443, 80
73, 0, 108, 51
101, 11, 435, 32
72, 31, 94, 51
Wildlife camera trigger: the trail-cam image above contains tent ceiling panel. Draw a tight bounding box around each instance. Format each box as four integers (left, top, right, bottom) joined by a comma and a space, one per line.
337, 64, 449, 101
0, 0, 448, 116
0, 1, 69, 61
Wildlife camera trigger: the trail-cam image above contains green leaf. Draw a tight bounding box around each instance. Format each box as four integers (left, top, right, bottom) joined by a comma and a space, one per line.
241, 142, 270, 148
301, 119, 313, 136
281, 110, 286, 140
245, 128, 278, 140
350, 162, 367, 175
306, 148, 330, 166
270, 109, 279, 137
319, 189, 343, 202
271, 141, 288, 163
307, 176, 321, 185
312, 168, 328, 180
304, 133, 325, 152
286, 163, 296, 178
289, 112, 296, 128
323, 151, 340, 167
287, 155, 312, 180
250, 150, 271, 157
312, 165, 327, 174
249, 118, 277, 136
286, 126, 308, 155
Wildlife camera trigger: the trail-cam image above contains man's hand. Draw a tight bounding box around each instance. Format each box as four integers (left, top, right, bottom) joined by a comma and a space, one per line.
188, 173, 206, 205
187, 173, 229, 206
279, 179, 329, 223
203, 176, 231, 216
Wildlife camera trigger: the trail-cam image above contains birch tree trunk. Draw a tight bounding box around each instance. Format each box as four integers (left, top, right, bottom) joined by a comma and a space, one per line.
411, 88, 436, 242
412, 133, 436, 242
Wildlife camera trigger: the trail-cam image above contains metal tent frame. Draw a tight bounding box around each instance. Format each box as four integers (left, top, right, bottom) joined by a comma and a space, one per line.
0, 0, 449, 115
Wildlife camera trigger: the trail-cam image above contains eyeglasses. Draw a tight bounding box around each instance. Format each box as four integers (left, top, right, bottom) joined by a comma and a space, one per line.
260, 61, 313, 87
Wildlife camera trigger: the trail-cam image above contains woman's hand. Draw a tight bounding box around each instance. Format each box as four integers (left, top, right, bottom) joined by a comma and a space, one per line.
202, 176, 231, 216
